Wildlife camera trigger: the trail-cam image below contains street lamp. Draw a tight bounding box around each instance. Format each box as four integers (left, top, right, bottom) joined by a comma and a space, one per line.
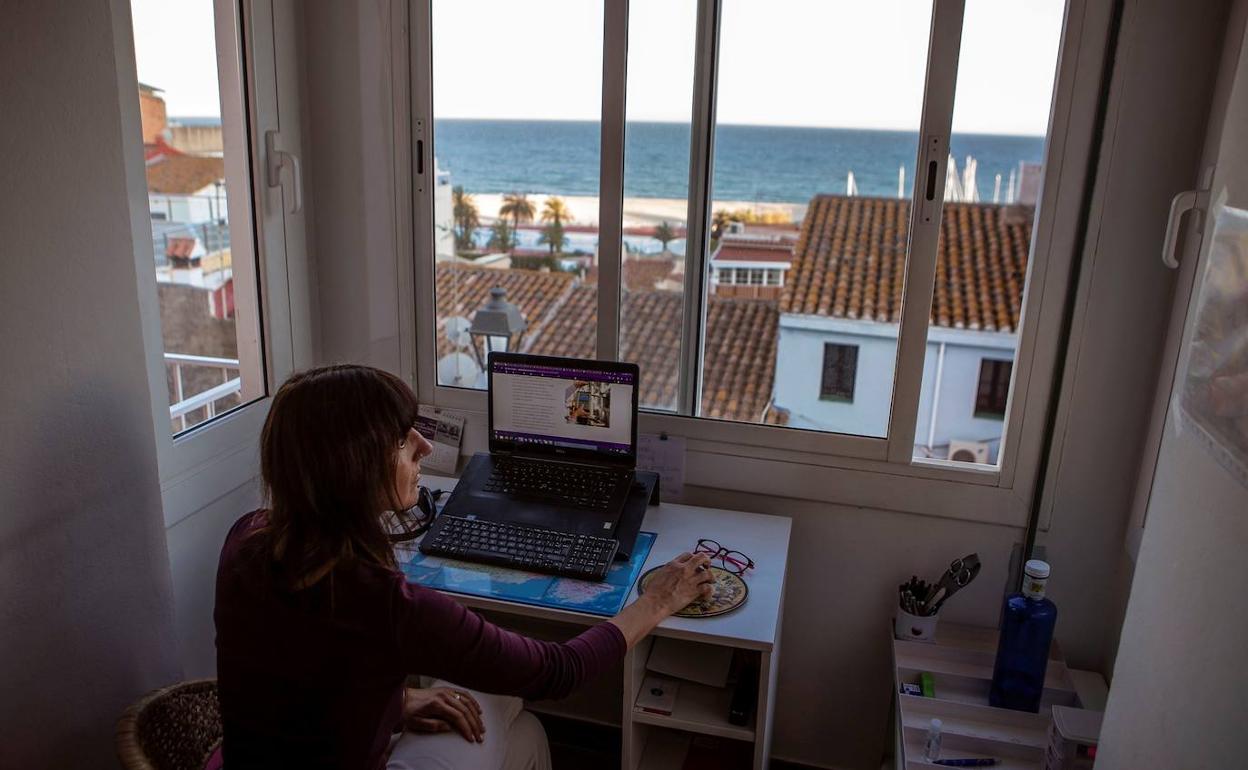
469, 286, 527, 368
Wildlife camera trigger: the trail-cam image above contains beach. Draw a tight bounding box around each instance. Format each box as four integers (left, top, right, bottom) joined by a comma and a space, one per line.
470, 192, 807, 229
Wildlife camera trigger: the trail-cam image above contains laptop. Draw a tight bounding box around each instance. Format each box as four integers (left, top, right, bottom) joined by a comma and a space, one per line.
436, 352, 648, 556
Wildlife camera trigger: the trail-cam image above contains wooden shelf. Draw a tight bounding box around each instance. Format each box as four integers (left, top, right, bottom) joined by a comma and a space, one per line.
632, 680, 756, 742
891, 622, 1089, 770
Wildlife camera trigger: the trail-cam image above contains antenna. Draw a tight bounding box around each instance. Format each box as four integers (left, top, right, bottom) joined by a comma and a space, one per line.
963, 155, 979, 202
945, 154, 962, 202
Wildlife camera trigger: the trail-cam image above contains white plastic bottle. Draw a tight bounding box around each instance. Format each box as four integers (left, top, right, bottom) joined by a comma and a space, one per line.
923, 717, 943, 762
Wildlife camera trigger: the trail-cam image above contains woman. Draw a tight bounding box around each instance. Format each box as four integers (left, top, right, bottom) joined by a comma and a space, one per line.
214, 365, 713, 769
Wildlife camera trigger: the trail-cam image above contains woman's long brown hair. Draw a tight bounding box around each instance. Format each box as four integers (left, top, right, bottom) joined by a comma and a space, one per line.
254, 364, 419, 590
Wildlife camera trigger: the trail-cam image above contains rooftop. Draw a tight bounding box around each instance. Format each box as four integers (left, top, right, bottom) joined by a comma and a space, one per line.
783, 195, 1032, 332
712, 239, 794, 264
434, 263, 781, 423
145, 144, 225, 195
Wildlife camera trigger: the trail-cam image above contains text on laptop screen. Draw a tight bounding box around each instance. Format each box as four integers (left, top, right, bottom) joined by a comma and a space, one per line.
491, 361, 636, 456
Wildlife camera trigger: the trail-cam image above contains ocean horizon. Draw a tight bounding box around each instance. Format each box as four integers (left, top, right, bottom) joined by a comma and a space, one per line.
434, 118, 1046, 204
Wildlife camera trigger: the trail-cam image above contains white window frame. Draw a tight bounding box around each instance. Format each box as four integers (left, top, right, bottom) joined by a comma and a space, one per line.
114, 0, 313, 526
405, 0, 1115, 524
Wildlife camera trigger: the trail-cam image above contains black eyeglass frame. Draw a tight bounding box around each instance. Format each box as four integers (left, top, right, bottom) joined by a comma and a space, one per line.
694, 538, 755, 575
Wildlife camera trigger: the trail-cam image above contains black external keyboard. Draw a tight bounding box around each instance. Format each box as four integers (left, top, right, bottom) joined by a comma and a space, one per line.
419, 515, 619, 581
485, 458, 629, 511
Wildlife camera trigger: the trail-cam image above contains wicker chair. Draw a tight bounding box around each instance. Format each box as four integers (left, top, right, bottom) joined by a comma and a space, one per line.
116, 679, 222, 770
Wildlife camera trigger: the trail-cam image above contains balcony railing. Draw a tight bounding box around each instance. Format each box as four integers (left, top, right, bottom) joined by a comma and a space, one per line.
165, 353, 242, 432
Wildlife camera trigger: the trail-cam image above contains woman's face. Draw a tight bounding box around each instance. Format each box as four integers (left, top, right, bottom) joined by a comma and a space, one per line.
393, 427, 434, 510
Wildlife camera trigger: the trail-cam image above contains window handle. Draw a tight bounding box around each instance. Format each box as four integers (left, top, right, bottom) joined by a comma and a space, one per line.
1161, 189, 1199, 269
265, 129, 303, 214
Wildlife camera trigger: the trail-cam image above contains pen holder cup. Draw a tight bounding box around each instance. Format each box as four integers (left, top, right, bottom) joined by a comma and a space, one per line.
894, 606, 939, 642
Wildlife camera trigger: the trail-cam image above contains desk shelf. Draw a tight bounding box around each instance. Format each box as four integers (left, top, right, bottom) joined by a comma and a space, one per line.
417, 474, 791, 770
631, 678, 756, 742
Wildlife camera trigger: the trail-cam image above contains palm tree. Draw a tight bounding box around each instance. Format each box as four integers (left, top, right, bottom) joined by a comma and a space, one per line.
653, 220, 676, 255
499, 193, 536, 255
452, 186, 480, 253
487, 220, 514, 252
710, 209, 736, 240
538, 222, 566, 255
541, 196, 574, 229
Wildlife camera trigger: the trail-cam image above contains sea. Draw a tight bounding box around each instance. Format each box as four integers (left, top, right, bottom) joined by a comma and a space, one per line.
434, 119, 1046, 204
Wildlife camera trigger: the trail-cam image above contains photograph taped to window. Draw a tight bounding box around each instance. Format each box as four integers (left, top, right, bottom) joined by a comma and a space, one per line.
131, 0, 264, 434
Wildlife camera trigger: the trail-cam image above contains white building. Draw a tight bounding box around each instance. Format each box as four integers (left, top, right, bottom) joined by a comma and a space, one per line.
709, 225, 798, 300
773, 195, 1033, 463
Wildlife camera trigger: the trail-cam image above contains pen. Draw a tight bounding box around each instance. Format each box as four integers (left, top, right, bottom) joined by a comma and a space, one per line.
933, 759, 997, 767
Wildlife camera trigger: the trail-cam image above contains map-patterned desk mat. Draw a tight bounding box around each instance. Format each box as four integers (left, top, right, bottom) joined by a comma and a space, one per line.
396, 532, 656, 617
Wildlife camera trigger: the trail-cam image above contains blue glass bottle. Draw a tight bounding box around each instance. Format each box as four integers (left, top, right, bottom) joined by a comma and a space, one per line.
989, 560, 1058, 712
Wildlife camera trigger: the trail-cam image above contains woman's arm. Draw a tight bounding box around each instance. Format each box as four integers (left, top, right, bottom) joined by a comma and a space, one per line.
607, 552, 714, 646
390, 553, 713, 701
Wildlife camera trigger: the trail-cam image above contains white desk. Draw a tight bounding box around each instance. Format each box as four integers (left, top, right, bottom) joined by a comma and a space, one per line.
417, 475, 792, 770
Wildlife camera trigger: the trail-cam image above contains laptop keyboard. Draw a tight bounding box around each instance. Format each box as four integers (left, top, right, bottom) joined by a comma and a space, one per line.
420, 515, 619, 581
484, 457, 630, 511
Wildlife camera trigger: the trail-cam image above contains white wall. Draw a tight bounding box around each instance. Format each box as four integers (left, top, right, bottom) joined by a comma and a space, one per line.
914, 331, 1019, 463
775, 318, 896, 437
1097, 2, 1248, 765
1035, 0, 1233, 678
777, 316, 1017, 461
0, 2, 182, 765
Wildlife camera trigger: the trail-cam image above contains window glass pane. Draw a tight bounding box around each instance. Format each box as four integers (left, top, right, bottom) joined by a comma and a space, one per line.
430, 0, 603, 388
913, 0, 1064, 464
131, 0, 265, 434
702, 0, 932, 431
619, 0, 697, 412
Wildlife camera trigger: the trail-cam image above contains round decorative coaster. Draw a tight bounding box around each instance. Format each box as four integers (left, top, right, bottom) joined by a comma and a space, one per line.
638, 565, 748, 618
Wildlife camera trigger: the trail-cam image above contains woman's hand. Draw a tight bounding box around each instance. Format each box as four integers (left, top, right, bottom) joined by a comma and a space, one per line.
607, 552, 715, 647
402, 687, 486, 743
642, 552, 716, 615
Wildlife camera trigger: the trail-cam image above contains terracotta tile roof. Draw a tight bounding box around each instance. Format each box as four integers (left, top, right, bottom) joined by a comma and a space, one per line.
712, 240, 794, 264
520, 285, 781, 423
166, 237, 197, 260
145, 153, 225, 195
782, 195, 1032, 332
584, 258, 683, 292
434, 263, 575, 359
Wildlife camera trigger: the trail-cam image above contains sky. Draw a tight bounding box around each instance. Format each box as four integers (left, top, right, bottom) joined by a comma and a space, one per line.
129, 0, 1066, 136
130, 0, 222, 117
433, 0, 1065, 136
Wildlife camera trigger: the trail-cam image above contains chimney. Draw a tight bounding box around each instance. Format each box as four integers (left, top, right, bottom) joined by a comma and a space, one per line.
1016, 162, 1043, 206
138, 83, 168, 145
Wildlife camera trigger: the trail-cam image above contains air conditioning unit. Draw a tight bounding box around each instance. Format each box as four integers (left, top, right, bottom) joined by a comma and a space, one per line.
948, 440, 990, 464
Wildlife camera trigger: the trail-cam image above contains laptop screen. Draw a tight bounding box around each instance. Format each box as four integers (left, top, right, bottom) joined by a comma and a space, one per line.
488, 353, 638, 464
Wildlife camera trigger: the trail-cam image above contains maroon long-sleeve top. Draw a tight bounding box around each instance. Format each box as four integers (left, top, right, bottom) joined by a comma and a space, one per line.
213, 511, 626, 769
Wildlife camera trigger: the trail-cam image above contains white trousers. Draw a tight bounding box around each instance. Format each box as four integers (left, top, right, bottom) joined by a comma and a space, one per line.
386, 684, 552, 770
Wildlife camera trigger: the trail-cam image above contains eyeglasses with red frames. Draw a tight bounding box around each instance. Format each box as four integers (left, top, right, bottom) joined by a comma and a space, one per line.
694, 539, 755, 575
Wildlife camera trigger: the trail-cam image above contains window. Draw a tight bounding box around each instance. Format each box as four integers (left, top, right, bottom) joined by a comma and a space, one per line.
913, 0, 1065, 463
820, 344, 859, 402
975, 359, 1012, 419
413, 0, 1107, 494
428, 0, 603, 390
130, 0, 264, 434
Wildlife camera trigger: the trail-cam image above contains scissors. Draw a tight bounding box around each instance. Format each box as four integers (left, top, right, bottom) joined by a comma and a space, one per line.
922, 553, 981, 616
